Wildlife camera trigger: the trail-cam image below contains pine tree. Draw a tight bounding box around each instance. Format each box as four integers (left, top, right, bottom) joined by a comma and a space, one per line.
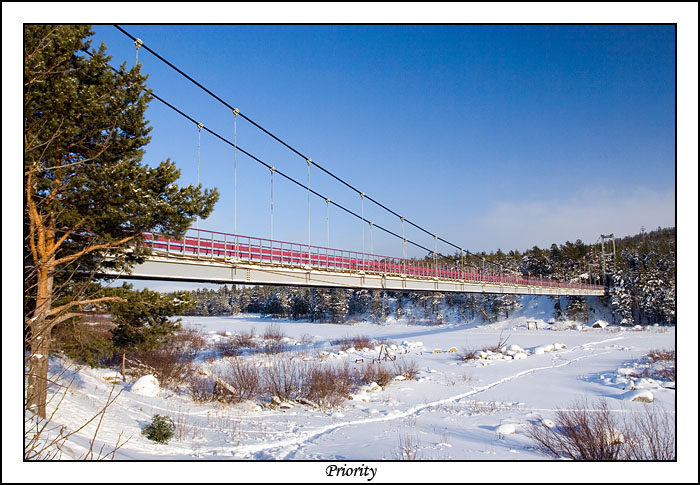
24, 25, 218, 417
109, 285, 194, 376
328, 289, 349, 323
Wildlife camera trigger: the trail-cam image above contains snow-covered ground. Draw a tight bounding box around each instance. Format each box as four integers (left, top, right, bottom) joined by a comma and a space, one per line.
23, 295, 678, 470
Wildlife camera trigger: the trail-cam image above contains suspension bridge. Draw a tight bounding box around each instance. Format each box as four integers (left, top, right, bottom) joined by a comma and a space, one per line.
100, 26, 606, 297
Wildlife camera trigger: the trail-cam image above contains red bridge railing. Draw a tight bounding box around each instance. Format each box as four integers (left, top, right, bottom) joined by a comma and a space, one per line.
143, 228, 603, 291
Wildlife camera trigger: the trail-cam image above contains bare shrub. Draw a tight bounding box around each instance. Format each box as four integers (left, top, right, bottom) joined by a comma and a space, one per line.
526, 399, 624, 460
262, 324, 287, 354
359, 362, 393, 387
629, 349, 676, 382
25, 379, 127, 460
525, 398, 676, 460
646, 349, 675, 362
393, 357, 418, 380
459, 347, 478, 361
299, 333, 315, 346
188, 374, 215, 404
214, 339, 241, 358
305, 363, 355, 409
395, 431, 421, 460
125, 348, 192, 387
263, 339, 287, 355
173, 407, 191, 441
332, 335, 371, 351
483, 331, 510, 353
262, 357, 308, 402
169, 328, 207, 356
263, 324, 285, 341
215, 358, 262, 403
622, 403, 676, 460
233, 328, 258, 349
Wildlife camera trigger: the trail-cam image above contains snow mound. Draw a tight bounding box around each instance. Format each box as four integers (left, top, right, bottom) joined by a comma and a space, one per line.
349, 393, 370, 402
592, 320, 609, 328
541, 418, 556, 428
495, 423, 516, 436
604, 429, 625, 445
628, 390, 654, 402
533, 344, 555, 354
130, 374, 159, 397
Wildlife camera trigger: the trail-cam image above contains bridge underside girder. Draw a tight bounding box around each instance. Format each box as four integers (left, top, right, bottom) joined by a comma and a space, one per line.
105, 257, 605, 297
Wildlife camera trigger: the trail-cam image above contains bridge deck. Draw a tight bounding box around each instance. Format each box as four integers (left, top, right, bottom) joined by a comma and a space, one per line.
105, 229, 605, 296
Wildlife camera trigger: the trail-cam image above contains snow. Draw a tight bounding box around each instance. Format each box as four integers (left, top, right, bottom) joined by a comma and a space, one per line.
627, 390, 655, 402
29, 298, 676, 462
495, 423, 517, 436
129, 374, 159, 397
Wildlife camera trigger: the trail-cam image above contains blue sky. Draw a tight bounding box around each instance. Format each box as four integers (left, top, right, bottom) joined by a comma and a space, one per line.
84, 25, 675, 257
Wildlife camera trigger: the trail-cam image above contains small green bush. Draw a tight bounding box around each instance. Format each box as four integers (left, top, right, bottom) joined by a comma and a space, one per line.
142, 414, 175, 444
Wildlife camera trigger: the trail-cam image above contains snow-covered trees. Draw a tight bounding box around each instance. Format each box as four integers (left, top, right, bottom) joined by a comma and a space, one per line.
177, 228, 675, 327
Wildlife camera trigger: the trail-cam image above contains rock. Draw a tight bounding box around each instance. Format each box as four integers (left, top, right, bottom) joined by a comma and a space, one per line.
509, 344, 525, 353
278, 401, 295, 409
513, 352, 528, 360
393, 375, 406, 381
592, 320, 608, 329
448, 347, 458, 353
553, 343, 567, 350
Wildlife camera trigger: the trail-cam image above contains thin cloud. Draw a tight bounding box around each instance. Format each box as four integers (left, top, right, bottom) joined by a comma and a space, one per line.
469, 186, 675, 252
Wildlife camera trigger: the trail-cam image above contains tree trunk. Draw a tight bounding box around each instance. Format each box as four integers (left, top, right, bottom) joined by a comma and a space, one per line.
26, 261, 54, 419
26, 319, 51, 419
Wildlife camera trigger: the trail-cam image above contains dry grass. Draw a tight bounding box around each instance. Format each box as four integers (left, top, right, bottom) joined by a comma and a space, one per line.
525, 398, 675, 461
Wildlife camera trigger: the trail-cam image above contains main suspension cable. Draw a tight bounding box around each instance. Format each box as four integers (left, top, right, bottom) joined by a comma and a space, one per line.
112, 25, 477, 259
83, 47, 434, 255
